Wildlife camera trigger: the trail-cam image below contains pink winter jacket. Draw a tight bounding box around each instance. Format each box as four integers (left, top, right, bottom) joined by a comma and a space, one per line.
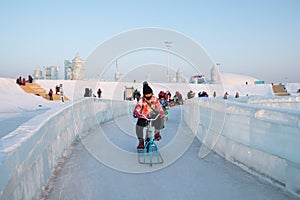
133, 96, 165, 119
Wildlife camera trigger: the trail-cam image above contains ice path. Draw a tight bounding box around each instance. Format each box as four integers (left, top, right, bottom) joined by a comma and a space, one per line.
43, 106, 297, 200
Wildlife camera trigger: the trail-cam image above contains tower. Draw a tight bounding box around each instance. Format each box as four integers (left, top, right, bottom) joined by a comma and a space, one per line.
64, 60, 72, 80
210, 64, 221, 84
33, 67, 43, 80
114, 59, 121, 81
72, 53, 84, 80
51, 66, 59, 80
176, 68, 183, 83
44, 66, 52, 80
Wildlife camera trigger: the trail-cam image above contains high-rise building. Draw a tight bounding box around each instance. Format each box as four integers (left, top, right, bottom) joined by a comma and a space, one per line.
43, 66, 59, 80
176, 68, 183, 83
64, 53, 84, 80
64, 60, 72, 80
33, 67, 43, 79
72, 53, 84, 80
210, 64, 221, 84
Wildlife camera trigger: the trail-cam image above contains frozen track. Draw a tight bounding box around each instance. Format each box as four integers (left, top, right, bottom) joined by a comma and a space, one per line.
42, 106, 298, 200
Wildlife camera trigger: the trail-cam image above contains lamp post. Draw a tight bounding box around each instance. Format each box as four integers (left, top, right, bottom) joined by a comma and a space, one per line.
165, 41, 172, 82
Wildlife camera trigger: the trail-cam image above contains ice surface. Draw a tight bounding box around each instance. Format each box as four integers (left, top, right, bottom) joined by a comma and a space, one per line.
42, 106, 298, 200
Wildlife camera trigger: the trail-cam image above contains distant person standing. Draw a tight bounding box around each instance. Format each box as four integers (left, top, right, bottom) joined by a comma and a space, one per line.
18, 76, 22, 85
22, 79, 25, 85
235, 92, 239, 98
166, 91, 171, 101
49, 89, 53, 100
16, 77, 20, 85
213, 91, 216, 98
97, 88, 102, 98
28, 75, 33, 83
223, 92, 228, 100
133, 89, 141, 102
55, 85, 60, 94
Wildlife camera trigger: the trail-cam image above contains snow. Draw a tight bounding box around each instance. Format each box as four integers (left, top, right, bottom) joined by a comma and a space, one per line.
0, 76, 300, 199
221, 72, 261, 85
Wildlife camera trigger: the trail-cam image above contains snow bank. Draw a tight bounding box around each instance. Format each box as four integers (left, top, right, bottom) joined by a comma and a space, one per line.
0, 98, 134, 199
0, 78, 51, 121
183, 98, 300, 197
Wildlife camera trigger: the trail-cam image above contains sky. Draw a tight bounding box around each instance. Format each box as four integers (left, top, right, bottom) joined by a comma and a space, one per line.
0, 0, 299, 83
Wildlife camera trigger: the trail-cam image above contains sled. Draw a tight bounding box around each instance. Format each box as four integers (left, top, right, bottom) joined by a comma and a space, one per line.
137, 146, 164, 166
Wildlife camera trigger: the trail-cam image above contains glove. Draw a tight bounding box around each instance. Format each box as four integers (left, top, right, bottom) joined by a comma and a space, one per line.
133, 111, 142, 118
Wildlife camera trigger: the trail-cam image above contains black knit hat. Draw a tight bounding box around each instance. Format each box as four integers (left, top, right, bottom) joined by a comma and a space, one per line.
143, 83, 153, 95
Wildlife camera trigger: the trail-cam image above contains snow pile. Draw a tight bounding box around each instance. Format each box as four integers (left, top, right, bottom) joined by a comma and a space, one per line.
221, 72, 260, 85
0, 78, 49, 120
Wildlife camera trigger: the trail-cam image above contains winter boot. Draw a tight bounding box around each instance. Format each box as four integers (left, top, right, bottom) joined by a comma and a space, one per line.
154, 132, 162, 141
137, 139, 144, 149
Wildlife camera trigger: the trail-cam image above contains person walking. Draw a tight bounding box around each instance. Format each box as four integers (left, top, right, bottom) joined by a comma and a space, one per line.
97, 88, 102, 98
49, 89, 53, 101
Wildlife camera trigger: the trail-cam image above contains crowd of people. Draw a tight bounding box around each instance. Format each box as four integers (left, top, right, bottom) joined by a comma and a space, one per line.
16, 75, 33, 86
131, 82, 247, 150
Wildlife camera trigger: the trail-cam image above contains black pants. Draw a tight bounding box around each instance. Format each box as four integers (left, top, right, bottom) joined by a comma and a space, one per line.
136, 118, 164, 140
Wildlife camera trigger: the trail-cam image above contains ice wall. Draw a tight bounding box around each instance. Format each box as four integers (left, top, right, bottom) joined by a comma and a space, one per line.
0, 99, 134, 200
183, 98, 300, 197
247, 96, 300, 111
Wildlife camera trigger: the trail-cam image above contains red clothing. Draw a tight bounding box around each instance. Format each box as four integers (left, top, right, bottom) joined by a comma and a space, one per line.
22, 78, 26, 85
133, 96, 165, 119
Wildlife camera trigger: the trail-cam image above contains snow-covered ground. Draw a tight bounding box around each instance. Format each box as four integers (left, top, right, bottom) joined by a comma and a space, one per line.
0, 77, 300, 199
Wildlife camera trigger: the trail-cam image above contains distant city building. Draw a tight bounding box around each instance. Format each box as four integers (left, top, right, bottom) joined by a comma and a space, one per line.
44, 66, 59, 80
210, 64, 221, 84
33, 66, 59, 80
176, 68, 183, 83
33, 67, 43, 80
64, 60, 72, 80
64, 53, 84, 80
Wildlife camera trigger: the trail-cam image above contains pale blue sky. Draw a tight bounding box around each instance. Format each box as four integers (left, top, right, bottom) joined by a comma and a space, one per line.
0, 0, 299, 83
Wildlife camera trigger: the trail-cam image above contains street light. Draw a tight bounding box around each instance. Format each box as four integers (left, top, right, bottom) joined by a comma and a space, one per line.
165, 41, 172, 82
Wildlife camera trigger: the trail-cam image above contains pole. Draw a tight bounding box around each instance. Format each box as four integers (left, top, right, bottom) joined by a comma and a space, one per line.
165, 41, 172, 82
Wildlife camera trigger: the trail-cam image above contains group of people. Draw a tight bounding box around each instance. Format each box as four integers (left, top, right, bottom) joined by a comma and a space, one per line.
187, 90, 209, 99
16, 75, 33, 86
185, 90, 240, 99
223, 92, 240, 99
133, 82, 170, 150
83, 88, 102, 98
48, 85, 65, 101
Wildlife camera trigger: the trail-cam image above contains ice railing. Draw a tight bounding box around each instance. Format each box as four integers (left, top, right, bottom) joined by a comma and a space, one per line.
183, 98, 300, 197
0, 98, 134, 200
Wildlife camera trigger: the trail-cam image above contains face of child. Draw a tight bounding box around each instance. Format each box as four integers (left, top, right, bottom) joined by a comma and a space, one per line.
144, 93, 152, 100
